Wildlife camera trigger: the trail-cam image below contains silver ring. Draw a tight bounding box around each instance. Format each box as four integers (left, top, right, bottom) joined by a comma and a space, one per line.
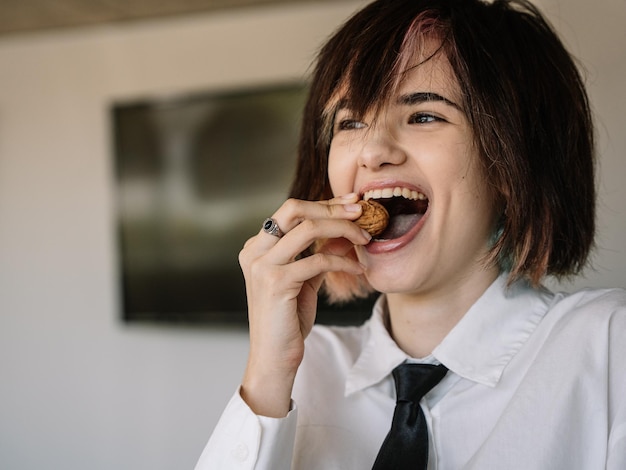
262, 217, 284, 238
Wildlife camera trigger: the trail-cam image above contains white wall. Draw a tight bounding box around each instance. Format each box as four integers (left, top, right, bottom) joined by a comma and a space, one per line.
537, 0, 626, 292
0, 1, 623, 469
0, 2, 368, 469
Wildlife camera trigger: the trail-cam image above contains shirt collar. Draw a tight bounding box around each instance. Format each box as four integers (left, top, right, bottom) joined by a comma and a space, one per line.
345, 295, 411, 396
345, 273, 555, 396
432, 274, 554, 387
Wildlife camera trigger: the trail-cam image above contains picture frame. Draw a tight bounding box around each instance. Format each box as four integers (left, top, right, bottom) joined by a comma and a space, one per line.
112, 83, 376, 325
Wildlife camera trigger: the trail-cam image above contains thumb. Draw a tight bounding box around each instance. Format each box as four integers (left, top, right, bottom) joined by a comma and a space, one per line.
316, 237, 357, 257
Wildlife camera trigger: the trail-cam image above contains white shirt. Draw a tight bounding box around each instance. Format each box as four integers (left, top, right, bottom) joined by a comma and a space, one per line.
195, 275, 626, 469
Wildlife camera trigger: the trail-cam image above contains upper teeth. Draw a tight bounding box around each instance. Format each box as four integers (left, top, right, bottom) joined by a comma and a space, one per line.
363, 187, 427, 201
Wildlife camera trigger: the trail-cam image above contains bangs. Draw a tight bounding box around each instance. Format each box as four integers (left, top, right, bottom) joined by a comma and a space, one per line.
320, 7, 451, 144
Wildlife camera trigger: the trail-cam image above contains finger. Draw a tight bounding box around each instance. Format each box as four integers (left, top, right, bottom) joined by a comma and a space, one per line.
273, 196, 363, 233
264, 218, 371, 266
316, 237, 356, 257
323, 192, 360, 206
261, 251, 365, 289
255, 196, 364, 248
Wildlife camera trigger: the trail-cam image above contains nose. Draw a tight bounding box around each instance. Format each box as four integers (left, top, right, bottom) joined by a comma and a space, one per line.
356, 123, 407, 170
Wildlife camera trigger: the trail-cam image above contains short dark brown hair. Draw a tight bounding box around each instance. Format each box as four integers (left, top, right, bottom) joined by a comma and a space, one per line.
290, 0, 595, 299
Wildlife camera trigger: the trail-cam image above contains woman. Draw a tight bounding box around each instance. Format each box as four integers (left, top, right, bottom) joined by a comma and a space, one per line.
195, 0, 625, 468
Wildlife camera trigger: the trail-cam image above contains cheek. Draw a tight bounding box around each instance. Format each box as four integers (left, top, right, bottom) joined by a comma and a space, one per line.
464, 168, 498, 234
327, 146, 353, 197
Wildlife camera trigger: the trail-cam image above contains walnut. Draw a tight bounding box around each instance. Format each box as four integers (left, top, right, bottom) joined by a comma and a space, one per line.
355, 200, 389, 237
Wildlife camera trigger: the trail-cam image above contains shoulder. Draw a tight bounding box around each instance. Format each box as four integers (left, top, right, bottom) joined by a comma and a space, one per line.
545, 287, 626, 359
549, 287, 626, 324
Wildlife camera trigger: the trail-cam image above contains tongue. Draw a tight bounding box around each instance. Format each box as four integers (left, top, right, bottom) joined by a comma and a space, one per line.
376, 213, 422, 240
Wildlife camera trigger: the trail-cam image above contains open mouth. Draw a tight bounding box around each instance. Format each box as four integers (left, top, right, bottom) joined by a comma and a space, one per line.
363, 187, 429, 241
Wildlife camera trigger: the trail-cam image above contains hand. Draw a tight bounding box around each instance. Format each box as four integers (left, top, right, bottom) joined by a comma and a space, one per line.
238, 193, 371, 417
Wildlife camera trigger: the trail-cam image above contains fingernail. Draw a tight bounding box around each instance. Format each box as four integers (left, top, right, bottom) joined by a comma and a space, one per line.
361, 229, 372, 240
341, 192, 358, 200
344, 203, 362, 213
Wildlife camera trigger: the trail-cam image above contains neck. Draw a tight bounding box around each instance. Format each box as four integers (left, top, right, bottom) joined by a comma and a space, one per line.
386, 268, 500, 359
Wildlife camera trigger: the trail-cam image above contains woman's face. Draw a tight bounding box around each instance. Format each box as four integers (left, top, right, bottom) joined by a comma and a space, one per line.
327, 48, 499, 298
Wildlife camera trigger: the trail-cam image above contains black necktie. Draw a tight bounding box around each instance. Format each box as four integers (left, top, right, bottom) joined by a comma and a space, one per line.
372, 363, 448, 470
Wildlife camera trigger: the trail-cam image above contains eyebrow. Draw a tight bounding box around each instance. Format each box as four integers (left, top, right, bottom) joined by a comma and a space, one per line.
333, 98, 349, 111
397, 92, 462, 111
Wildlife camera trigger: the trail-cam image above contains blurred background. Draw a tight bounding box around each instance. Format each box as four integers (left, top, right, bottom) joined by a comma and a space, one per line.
0, 0, 624, 468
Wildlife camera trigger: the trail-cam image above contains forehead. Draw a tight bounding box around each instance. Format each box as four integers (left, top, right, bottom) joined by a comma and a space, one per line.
325, 39, 461, 115
395, 49, 461, 104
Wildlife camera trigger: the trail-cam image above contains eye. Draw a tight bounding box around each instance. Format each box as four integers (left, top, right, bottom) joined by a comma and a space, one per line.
336, 119, 367, 131
408, 112, 443, 124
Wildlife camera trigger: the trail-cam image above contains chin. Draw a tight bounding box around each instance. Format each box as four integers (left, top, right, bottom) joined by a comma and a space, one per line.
364, 269, 423, 296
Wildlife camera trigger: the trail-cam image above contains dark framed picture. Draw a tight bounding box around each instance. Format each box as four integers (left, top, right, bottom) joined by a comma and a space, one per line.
112, 83, 375, 325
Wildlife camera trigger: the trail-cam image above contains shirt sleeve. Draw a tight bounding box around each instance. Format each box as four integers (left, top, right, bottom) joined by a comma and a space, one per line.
194, 387, 298, 470
606, 294, 626, 470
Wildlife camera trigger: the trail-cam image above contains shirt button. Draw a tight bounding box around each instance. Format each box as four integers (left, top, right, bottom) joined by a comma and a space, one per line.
231, 442, 249, 462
